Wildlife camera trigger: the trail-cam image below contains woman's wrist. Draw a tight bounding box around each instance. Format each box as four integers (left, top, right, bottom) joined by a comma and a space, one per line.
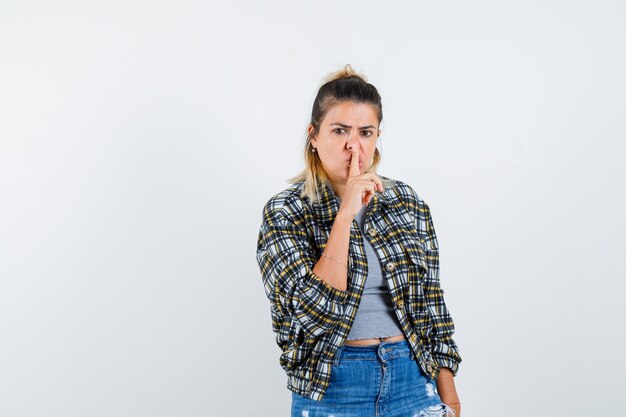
321, 251, 347, 269
436, 368, 460, 407
334, 209, 354, 225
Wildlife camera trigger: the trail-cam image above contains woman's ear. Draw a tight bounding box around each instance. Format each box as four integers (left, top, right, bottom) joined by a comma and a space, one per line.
308, 125, 317, 146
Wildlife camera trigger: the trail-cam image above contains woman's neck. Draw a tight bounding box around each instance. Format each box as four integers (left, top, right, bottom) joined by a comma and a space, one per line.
329, 182, 346, 201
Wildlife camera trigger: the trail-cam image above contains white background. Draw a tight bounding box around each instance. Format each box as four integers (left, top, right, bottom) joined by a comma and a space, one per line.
1, 1, 625, 416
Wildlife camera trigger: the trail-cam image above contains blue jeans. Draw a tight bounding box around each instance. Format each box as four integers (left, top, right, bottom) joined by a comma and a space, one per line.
291, 339, 456, 417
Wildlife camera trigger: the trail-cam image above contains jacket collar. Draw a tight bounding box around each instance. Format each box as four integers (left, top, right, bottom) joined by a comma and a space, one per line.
308, 178, 398, 224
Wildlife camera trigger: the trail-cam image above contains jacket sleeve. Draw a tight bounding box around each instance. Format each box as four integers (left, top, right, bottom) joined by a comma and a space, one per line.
256, 199, 349, 344
420, 201, 463, 376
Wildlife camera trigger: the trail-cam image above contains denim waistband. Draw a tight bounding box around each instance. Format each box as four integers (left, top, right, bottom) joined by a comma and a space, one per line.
333, 339, 413, 366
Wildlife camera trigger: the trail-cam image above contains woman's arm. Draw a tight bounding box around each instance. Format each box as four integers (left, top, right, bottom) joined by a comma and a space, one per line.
415, 195, 462, 415
312, 208, 353, 291
437, 367, 461, 416
256, 199, 353, 340
396, 182, 463, 409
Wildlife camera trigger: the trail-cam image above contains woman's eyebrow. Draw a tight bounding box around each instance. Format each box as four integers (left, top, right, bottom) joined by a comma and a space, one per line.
330, 122, 376, 129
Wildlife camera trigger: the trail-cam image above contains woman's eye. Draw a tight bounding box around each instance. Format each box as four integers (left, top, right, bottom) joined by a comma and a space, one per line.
332, 128, 373, 136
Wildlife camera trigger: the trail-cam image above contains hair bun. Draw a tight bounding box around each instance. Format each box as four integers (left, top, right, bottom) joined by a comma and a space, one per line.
320, 64, 368, 85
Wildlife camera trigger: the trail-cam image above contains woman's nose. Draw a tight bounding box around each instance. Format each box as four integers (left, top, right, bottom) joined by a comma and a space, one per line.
346, 133, 360, 148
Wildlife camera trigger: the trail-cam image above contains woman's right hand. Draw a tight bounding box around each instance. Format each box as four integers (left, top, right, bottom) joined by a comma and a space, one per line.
338, 145, 384, 219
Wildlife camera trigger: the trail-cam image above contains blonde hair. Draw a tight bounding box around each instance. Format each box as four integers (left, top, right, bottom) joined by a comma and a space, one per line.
287, 64, 392, 203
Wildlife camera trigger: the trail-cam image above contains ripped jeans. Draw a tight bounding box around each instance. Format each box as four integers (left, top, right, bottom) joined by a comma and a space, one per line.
291, 339, 456, 417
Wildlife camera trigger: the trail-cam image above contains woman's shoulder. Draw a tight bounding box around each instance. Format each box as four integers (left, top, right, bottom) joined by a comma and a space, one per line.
260, 180, 307, 222
378, 174, 426, 206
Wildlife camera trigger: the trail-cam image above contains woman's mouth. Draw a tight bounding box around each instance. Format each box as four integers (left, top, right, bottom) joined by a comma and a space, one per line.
347, 159, 363, 166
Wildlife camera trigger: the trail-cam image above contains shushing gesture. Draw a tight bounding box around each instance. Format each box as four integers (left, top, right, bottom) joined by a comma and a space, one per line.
338, 145, 384, 219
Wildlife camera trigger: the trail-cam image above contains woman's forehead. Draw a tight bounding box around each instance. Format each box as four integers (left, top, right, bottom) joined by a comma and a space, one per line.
323, 102, 379, 126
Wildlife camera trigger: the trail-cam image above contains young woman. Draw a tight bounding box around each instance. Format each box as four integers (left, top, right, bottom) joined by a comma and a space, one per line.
256, 64, 462, 417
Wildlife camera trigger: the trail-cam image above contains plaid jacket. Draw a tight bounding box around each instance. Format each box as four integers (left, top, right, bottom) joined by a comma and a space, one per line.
255, 175, 462, 401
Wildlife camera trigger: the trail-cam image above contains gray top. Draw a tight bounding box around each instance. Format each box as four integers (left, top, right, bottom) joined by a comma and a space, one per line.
336, 197, 404, 341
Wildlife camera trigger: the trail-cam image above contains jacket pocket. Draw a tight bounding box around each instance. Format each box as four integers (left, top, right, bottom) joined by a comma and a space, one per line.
400, 236, 428, 305
404, 241, 427, 283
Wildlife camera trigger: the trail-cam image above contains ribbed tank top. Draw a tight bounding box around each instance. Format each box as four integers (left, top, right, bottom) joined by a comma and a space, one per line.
336, 196, 404, 341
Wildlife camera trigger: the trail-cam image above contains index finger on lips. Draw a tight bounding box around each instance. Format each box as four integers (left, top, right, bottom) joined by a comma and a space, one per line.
349, 146, 360, 177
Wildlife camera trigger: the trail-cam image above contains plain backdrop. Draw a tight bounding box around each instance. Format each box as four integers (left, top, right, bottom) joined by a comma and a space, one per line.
1, 1, 625, 416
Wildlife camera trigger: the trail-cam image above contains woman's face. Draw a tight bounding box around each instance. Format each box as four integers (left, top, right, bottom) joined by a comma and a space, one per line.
309, 101, 380, 186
